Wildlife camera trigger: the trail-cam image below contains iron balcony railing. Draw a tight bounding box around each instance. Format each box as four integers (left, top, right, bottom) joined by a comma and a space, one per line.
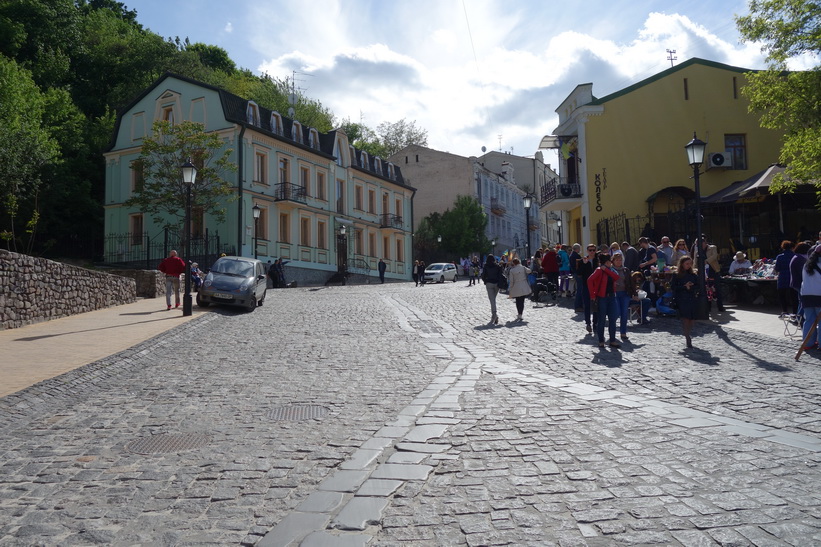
540, 178, 583, 207
490, 197, 506, 216
274, 182, 307, 203
380, 213, 404, 229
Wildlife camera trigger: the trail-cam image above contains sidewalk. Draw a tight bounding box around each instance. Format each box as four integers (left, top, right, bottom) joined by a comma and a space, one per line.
0, 298, 203, 397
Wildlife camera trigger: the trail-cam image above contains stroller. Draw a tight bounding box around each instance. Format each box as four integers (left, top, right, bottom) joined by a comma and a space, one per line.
531, 274, 558, 303
656, 291, 678, 317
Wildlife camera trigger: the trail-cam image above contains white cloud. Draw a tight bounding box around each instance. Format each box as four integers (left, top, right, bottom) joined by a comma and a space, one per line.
224, 21, 233, 34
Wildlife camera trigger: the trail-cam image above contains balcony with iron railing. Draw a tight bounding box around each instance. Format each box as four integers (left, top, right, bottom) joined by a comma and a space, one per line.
274, 182, 308, 204
380, 213, 404, 230
490, 197, 506, 216
540, 177, 583, 208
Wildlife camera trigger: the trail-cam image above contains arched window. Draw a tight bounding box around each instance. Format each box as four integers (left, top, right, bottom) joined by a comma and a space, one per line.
291, 121, 303, 143
246, 101, 260, 126
349, 145, 358, 166
270, 112, 283, 135
374, 157, 382, 175
360, 151, 369, 169
309, 128, 320, 149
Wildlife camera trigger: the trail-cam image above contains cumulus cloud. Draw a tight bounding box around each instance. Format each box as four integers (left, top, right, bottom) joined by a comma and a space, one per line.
224, 21, 233, 34
244, 4, 768, 158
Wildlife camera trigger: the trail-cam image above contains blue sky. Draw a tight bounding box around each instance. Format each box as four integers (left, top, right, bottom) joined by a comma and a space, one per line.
127, 0, 769, 162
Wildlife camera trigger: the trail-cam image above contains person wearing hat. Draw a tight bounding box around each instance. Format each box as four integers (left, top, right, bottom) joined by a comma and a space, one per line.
728, 251, 752, 275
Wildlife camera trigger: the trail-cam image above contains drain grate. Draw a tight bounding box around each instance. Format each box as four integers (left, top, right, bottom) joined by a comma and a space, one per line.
125, 433, 212, 454
268, 405, 329, 421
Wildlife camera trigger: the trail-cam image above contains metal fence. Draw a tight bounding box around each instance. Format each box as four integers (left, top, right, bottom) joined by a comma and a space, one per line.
101, 229, 233, 270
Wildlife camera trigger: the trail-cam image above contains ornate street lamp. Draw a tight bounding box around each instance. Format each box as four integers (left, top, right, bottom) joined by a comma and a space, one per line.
523, 194, 533, 259
252, 204, 261, 259
685, 132, 709, 319
181, 158, 197, 317
557, 219, 563, 246
491, 238, 496, 257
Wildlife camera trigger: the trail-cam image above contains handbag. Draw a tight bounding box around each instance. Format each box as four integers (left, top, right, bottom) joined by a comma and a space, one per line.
497, 273, 509, 290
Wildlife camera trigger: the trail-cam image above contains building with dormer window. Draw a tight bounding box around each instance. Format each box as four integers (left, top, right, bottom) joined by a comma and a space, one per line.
104, 73, 414, 285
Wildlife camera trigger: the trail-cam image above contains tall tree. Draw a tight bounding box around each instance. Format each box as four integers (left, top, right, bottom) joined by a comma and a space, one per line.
376, 118, 428, 158
0, 56, 59, 252
415, 196, 489, 259
125, 121, 237, 230
736, 0, 821, 190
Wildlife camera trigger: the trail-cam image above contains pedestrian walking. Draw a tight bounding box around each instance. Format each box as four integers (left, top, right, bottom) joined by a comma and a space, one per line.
378, 258, 387, 283
672, 255, 699, 349
506, 257, 531, 323
799, 248, 821, 351
481, 254, 503, 325
412, 260, 420, 286
588, 253, 620, 348
158, 250, 186, 310
417, 261, 427, 286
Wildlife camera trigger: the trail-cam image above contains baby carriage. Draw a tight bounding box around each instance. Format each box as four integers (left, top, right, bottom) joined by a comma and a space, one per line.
656, 291, 678, 317
531, 275, 558, 303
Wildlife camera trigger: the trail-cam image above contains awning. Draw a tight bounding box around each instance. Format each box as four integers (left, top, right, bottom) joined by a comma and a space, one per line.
703, 164, 788, 204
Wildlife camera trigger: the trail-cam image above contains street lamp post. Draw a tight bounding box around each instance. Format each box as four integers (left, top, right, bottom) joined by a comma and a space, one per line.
491, 239, 496, 258
523, 194, 532, 260
181, 158, 197, 317
557, 219, 563, 246
685, 132, 709, 320
252, 204, 261, 259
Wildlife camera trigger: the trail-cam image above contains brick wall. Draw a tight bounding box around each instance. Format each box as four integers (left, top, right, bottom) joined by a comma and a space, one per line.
0, 250, 137, 329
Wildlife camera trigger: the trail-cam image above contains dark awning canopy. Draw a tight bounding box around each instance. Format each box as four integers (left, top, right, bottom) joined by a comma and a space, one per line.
703, 164, 789, 204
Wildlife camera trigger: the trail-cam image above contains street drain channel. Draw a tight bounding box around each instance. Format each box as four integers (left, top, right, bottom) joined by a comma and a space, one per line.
125, 433, 212, 454
268, 405, 329, 421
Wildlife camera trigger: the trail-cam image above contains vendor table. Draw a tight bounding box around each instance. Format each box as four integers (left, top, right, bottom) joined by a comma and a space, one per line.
722, 275, 777, 306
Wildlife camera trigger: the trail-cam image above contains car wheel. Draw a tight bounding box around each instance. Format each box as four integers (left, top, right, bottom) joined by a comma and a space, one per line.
452, 275, 458, 283
439, 275, 445, 283
245, 295, 257, 312
258, 290, 266, 306
196, 293, 210, 308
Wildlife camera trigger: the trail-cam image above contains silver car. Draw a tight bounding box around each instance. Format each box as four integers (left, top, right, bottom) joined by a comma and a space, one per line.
196, 256, 267, 311
423, 262, 458, 283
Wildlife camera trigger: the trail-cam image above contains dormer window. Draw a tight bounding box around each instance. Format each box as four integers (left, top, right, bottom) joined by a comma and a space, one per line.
270, 112, 283, 135
387, 163, 395, 179
246, 102, 260, 126
349, 145, 357, 166
309, 128, 319, 149
360, 151, 369, 169
162, 106, 174, 125
374, 158, 382, 175
292, 121, 303, 143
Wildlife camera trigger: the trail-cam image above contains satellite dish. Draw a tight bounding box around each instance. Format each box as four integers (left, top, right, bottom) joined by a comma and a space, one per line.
481, 146, 486, 153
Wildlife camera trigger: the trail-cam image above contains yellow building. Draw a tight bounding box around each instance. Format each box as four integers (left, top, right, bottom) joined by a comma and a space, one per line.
542, 58, 785, 253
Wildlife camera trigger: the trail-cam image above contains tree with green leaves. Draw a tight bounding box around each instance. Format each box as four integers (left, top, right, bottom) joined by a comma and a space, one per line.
736, 0, 821, 190
125, 121, 237, 231
338, 117, 428, 158
415, 196, 489, 259
0, 56, 59, 253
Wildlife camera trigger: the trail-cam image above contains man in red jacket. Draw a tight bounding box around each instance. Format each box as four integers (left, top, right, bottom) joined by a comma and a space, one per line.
158, 250, 186, 310
541, 246, 560, 290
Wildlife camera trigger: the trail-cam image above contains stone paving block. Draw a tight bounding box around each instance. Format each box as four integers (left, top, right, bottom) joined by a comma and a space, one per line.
356, 479, 403, 497
301, 531, 371, 547
331, 497, 389, 530
339, 449, 381, 470
256, 512, 330, 547
404, 424, 448, 443
370, 463, 433, 481
395, 442, 449, 453
387, 451, 427, 464
668, 417, 722, 429
296, 491, 346, 513
317, 470, 369, 493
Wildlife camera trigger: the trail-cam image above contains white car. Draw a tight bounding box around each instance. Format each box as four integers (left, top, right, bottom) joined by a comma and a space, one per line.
423, 262, 458, 283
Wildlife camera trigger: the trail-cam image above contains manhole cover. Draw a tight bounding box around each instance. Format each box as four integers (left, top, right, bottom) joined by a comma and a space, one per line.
125, 433, 212, 454
268, 405, 329, 421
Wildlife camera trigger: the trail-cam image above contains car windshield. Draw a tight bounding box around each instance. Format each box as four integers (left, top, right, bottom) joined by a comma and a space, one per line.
212, 260, 253, 277
428, 265, 443, 271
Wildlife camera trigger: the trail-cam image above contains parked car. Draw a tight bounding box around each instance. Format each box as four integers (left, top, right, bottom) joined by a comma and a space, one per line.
196, 256, 267, 311
424, 262, 458, 283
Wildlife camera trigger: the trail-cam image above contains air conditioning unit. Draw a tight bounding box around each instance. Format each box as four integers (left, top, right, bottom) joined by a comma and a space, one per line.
559, 184, 573, 197
708, 152, 733, 169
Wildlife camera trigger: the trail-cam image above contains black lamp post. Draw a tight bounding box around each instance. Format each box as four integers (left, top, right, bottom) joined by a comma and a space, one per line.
523, 193, 532, 260
252, 204, 261, 259
557, 219, 563, 245
685, 132, 709, 320
181, 158, 197, 317
491, 238, 496, 257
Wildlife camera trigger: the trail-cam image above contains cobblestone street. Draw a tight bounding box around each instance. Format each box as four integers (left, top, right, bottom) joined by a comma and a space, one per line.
1, 281, 820, 546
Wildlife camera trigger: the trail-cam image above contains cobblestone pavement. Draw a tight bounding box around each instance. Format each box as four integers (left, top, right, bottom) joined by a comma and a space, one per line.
1, 282, 820, 546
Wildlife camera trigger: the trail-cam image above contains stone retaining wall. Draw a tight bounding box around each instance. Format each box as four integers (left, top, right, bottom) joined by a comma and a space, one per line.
0, 250, 137, 329
109, 269, 165, 298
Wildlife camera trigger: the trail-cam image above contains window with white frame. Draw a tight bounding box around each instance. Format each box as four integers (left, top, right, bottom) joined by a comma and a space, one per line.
254, 152, 267, 184
396, 237, 403, 262
354, 229, 363, 255
383, 235, 390, 259
246, 102, 260, 125
300, 166, 310, 193
162, 105, 174, 124
368, 189, 376, 213
292, 121, 303, 143
270, 112, 283, 135
369, 232, 376, 257
354, 185, 364, 210
130, 160, 144, 193
279, 213, 289, 243
309, 128, 319, 149
317, 172, 326, 200
279, 157, 289, 183
300, 217, 310, 246
317, 220, 327, 249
